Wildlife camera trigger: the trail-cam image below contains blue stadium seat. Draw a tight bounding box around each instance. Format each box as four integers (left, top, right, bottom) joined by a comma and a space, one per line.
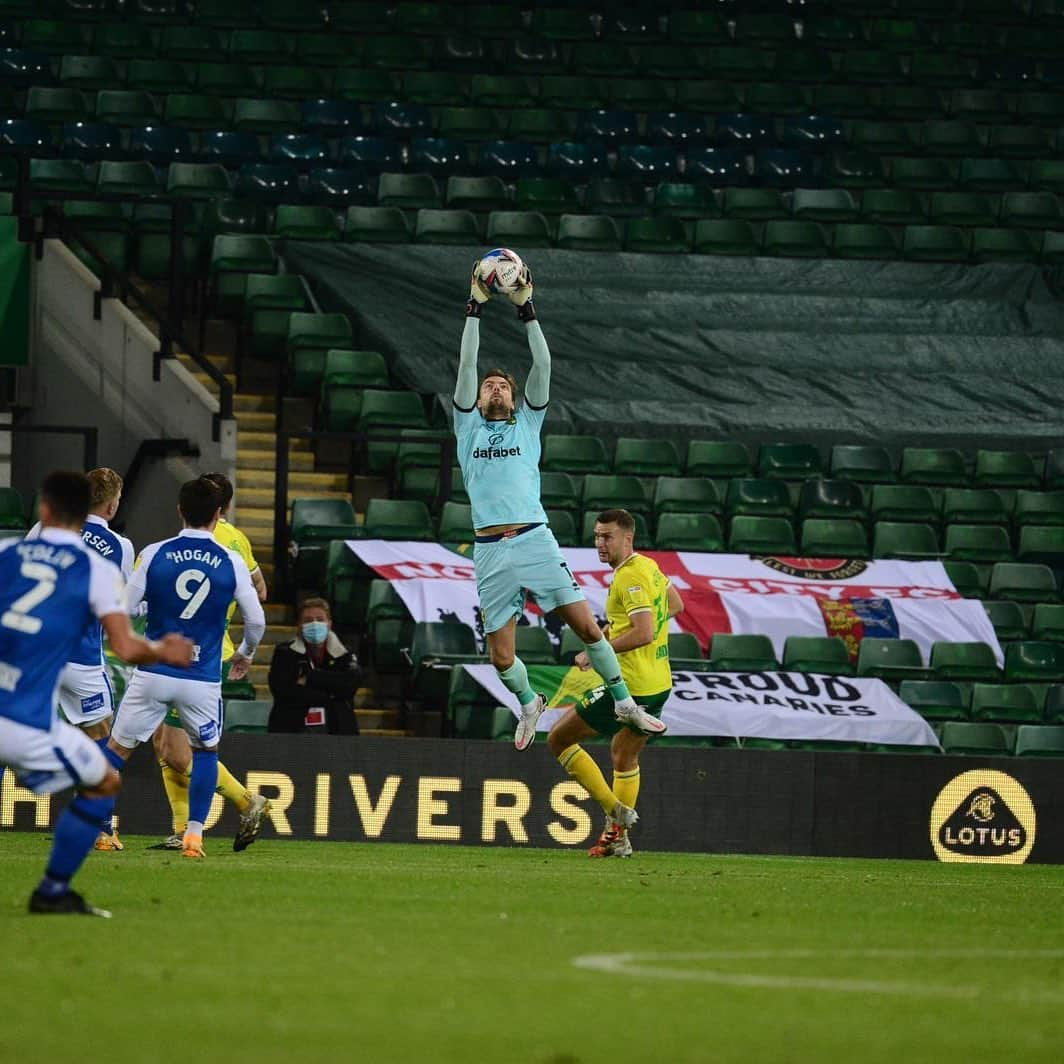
306, 167, 376, 206
756, 148, 818, 187
301, 99, 364, 135
546, 140, 608, 179
781, 114, 846, 152
60, 121, 121, 160
575, 109, 639, 145
478, 140, 539, 178
616, 145, 679, 182
981, 56, 1037, 88
713, 113, 775, 148
409, 137, 470, 176
0, 118, 51, 150
645, 111, 710, 147
0, 49, 53, 87
234, 162, 300, 202
270, 133, 331, 169
128, 125, 192, 162
197, 131, 262, 167
373, 101, 433, 138
338, 136, 403, 173
686, 147, 749, 186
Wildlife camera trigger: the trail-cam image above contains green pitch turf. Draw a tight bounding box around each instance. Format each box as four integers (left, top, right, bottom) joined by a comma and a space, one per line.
2, 835, 1062, 1064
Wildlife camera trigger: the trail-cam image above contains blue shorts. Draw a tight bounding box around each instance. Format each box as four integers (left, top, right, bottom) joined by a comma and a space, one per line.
473, 524, 585, 634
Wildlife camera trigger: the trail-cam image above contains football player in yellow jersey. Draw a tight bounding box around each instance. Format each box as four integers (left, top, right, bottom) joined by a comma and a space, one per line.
547, 509, 684, 858
150, 472, 272, 851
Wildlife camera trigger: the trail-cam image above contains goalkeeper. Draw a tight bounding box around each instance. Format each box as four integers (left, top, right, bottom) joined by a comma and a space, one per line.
454, 261, 666, 800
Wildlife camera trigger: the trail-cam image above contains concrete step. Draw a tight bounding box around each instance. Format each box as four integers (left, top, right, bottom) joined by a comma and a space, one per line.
231, 623, 296, 647
357, 708, 404, 730
362, 728, 413, 737
237, 447, 313, 472
240, 430, 310, 451
250, 664, 269, 686
237, 410, 276, 432
242, 469, 348, 493
234, 506, 275, 530
234, 393, 277, 413
192, 370, 236, 390
242, 486, 351, 509
178, 351, 232, 372
266, 604, 293, 624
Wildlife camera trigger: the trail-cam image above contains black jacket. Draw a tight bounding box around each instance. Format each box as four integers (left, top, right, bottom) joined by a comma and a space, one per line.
267, 631, 361, 735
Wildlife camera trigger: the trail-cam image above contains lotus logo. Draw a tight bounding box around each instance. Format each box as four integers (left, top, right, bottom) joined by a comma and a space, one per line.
967, 793, 996, 823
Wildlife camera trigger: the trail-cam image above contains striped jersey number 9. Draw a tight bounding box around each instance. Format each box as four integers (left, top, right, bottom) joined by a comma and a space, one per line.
176, 568, 211, 620
2, 561, 57, 635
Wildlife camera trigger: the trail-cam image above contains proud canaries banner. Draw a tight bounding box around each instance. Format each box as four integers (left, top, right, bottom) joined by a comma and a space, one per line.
347, 542, 1003, 665
463, 664, 941, 747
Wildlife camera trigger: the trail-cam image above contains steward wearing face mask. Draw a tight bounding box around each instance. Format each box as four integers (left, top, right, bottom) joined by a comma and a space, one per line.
267, 597, 361, 734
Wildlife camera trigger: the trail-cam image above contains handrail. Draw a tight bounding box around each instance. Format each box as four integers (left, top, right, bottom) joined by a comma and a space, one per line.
3, 153, 235, 438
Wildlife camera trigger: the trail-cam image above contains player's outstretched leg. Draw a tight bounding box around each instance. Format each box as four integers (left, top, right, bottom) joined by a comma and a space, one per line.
487, 620, 546, 750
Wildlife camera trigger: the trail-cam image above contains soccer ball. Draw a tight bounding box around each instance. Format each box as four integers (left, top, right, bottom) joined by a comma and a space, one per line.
477, 248, 525, 296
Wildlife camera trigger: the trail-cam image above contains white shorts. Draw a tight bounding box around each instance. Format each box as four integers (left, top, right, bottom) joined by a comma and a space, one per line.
57, 663, 115, 727
0, 713, 109, 794
112, 671, 224, 751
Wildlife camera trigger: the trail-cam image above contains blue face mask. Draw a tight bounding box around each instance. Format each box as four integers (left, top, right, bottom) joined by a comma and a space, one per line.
301, 621, 329, 645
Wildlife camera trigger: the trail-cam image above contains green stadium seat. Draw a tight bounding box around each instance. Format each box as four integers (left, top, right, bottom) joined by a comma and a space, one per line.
21, 19, 85, 53
922, 121, 983, 158
985, 600, 1028, 642
929, 191, 996, 226
514, 625, 556, 666
940, 721, 1011, 756
287, 313, 354, 390
790, 189, 858, 222
971, 684, 1042, 724
945, 524, 1012, 563
167, 163, 230, 200
687, 441, 752, 477
1044, 231, 1064, 265
758, 442, 822, 480
989, 562, 1058, 603
946, 560, 987, 599
727, 515, 796, 554
1032, 603, 1064, 641
960, 158, 1022, 193
194, 63, 258, 99
782, 636, 855, 676
703, 45, 774, 81
974, 450, 1040, 488
613, 438, 682, 477
853, 121, 916, 155
29, 160, 90, 194
0, 487, 25, 529
262, 0, 321, 30
127, 59, 193, 94
436, 107, 501, 141
762, 220, 829, 258
243, 275, 307, 360
262, 66, 329, 100
96, 90, 160, 127
972, 229, 1039, 264
1016, 93, 1064, 124
899, 680, 970, 722
542, 435, 610, 474
363, 499, 434, 541
839, 50, 903, 84
163, 94, 231, 131
693, 220, 759, 256
334, 69, 398, 103
857, 638, 928, 681
668, 632, 704, 666
58, 55, 121, 91
668, 11, 729, 43
655, 513, 724, 552
676, 80, 740, 112
1046, 686, 1064, 725
323, 349, 388, 391
721, 188, 786, 222
1014, 491, 1064, 528
989, 127, 1051, 160
900, 448, 967, 486
942, 489, 1008, 526
1018, 526, 1064, 566
797, 479, 866, 522
801, 519, 870, 558
624, 217, 689, 253
438, 502, 474, 543
861, 188, 928, 225
92, 22, 154, 58
654, 477, 721, 516
26, 88, 91, 125
1015, 725, 1064, 757
359, 390, 427, 436
414, 209, 478, 245
224, 700, 270, 732
446, 176, 508, 212
708, 634, 778, 672
831, 223, 900, 260
232, 100, 301, 135
890, 158, 954, 191
515, 177, 579, 215
546, 509, 578, 547
1005, 641, 1064, 682
830, 445, 895, 484
582, 475, 651, 515
402, 71, 467, 106
411, 621, 483, 703
95, 160, 158, 197
555, 214, 621, 251
538, 472, 580, 513
272, 205, 341, 241
873, 522, 941, 560
485, 211, 551, 249
378, 173, 441, 210
653, 183, 717, 220
903, 225, 969, 262
208, 235, 275, 318
1046, 450, 1064, 490
587, 178, 644, 219
870, 485, 940, 524
581, 512, 650, 547
931, 641, 1001, 681
364, 35, 432, 70
724, 478, 792, 519
344, 207, 411, 244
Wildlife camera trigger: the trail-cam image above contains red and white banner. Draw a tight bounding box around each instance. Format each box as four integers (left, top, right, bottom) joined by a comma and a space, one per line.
348, 542, 1002, 665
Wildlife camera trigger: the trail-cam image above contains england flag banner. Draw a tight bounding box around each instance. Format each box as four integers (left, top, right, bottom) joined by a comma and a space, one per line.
347, 541, 1002, 665
461, 663, 941, 747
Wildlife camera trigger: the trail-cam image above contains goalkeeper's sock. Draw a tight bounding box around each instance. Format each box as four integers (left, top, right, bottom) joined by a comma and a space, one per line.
584, 639, 637, 709
613, 768, 641, 812
39, 793, 116, 895
558, 744, 618, 817
188, 749, 219, 827
215, 762, 251, 813
498, 658, 537, 707
159, 760, 190, 834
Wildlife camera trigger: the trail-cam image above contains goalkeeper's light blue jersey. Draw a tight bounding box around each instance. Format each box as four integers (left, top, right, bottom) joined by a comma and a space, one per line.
453, 402, 550, 530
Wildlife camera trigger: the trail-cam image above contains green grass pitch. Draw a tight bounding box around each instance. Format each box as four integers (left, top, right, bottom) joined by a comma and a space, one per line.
2, 834, 1063, 1064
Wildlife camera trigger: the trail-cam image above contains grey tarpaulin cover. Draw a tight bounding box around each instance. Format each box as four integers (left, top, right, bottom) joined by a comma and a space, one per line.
283, 242, 1064, 450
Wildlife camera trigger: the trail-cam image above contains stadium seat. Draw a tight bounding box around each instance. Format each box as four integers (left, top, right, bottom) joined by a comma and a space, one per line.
758, 443, 822, 480
411, 621, 483, 703
900, 448, 967, 486
828, 446, 894, 484
363, 499, 434, 542
687, 441, 752, 478
686, 148, 748, 187
693, 220, 760, 256
984, 600, 1028, 642
624, 218, 689, 253
377, 173, 440, 210
668, 632, 703, 667
514, 625, 556, 666
1015, 725, 1064, 757
653, 183, 717, 220
438, 502, 474, 543
724, 479, 792, 519
1019, 525, 1064, 567
975, 450, 1041, 488
487, 210, 553, 249
61, 122, 122, 161
801, 519, 869, 558
971, 230, 1040, 264
856, 639, 928, 681
334, 69, 398, 103
546, 510, 578, 547
930, 641, 1001, 681
165, 95, 231, 131
287, 314, 354, 393
167, 163, 230, 200
722, 188, 787, 222
989, 562, 1058, 603
244, 275, 307, 361
446, 176, 508, 212
873, 522, 941, 560
96, 90, 160, 128
942, 489, 1008, 526
345, 207, 411, 243
791, 189, 858, 222
832, 224, 901, 259
582, 475, 650, 515
728, 516, 796, 554
655, 513, 724, 552
208, 235, 275, 318
515, 177, 579, 215
708, 634, 778, 672
1005, 641, 1064, 682
970, 684, 1042, 724
273, 206, 341, 242
407, 138, 469, 177
1014, 491, 1064, 528
555, 215, 621, 251
797, 480, 866, 522
940, 721, 1012, 756
224, 701, 270, 732
1032, 603, 1064, 642
613, 438, 681, 477
945, 561, 986, 599
29, 160, 91, 193
92, 22, 154, 58
654, 477, 721, 516
537, 472, 578, 514
542, 435, 610, 474
960, 158, 1022, 193
870, 485, 940, 526
587, 178, 645, 218
782, 637, 855, 676
762, 221, 829, 258
290, 497, 358, 545
944, 524, 1013, 563
415, 209, 479, 245
899, 680, 970, 722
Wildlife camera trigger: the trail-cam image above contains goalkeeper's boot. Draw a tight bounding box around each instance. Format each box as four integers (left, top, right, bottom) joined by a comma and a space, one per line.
609, 800, 639, 831
233, 793, 272, 852
588, 821, 633, 859
181, 831, 205, 859
29, 888, 111, 918
614, 700, 668, 736
514, 693, 547, 751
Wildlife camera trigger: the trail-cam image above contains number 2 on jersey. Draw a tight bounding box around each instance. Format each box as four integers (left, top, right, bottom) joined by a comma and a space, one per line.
1, 561, 57, 635
176, 568, 212, 619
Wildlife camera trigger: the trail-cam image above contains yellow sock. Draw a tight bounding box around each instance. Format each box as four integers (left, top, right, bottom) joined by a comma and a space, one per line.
558, 744, 618, 817
613, 767, 640, 812
215, 762, 252, 813
159, 760, 190, 834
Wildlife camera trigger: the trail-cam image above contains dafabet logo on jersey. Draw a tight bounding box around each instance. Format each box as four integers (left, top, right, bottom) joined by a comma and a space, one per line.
930, 769, 1037, 864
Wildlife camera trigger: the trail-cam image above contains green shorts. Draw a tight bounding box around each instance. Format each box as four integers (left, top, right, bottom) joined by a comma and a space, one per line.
575, 687, 671, 738
164, 660, 231, 727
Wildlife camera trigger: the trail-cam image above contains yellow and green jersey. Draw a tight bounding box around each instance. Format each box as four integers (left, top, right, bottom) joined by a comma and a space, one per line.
606, 552, 671, 696
213, 517, 260, 661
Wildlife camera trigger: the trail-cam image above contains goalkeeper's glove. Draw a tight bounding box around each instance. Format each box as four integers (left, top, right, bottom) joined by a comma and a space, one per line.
508, 264, 535, 322
466, 261, 491, 317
